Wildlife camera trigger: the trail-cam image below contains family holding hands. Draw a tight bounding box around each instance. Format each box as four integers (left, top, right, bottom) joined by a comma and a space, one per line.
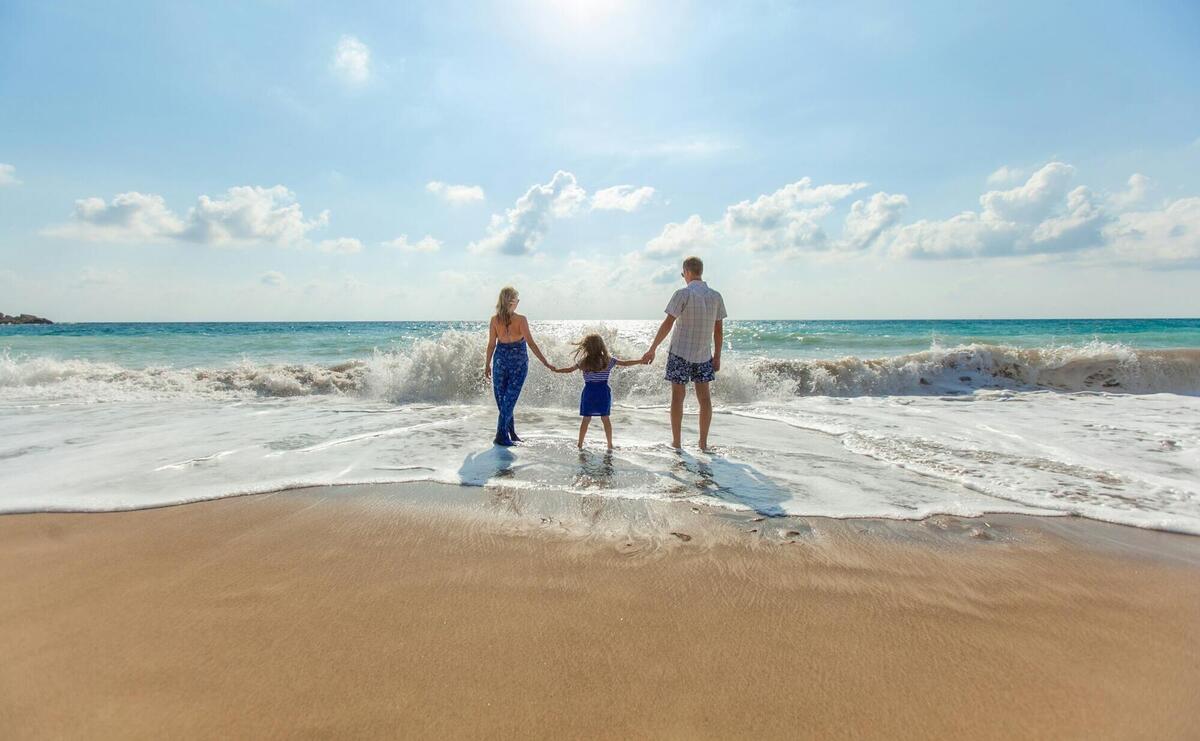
484, 256, 727, 452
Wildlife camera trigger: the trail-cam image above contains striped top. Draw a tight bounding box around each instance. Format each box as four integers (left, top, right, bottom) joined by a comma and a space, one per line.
582, 357, 618, 384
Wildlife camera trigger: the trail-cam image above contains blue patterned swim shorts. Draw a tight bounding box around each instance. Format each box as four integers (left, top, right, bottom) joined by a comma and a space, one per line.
665, 352, 715, 385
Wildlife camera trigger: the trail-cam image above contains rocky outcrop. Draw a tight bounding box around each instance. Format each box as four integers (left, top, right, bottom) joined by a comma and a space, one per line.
0, 313, 53, 324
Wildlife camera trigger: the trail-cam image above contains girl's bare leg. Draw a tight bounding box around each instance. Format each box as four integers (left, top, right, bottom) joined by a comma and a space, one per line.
577, 417, 590, 448
601, 416, 613, 449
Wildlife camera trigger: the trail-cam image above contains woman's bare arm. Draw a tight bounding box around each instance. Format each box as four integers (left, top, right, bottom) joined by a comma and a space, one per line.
521, 317, 553, 368
484, 318, 497, 378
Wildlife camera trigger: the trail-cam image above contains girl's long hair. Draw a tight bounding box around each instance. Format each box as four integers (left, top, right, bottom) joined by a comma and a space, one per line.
494, 286, 518, 328
572, 334, 610, 373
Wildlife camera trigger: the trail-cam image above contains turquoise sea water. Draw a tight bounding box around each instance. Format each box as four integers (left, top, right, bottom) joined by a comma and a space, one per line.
3, 317, 1199, 532
3, 318, 1198, 368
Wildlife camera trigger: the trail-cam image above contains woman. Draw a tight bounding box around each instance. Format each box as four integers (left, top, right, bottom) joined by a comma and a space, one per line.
484, 286, 553, 446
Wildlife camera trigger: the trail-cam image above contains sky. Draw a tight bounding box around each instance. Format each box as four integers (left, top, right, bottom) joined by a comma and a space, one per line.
1, 0, 1199, 321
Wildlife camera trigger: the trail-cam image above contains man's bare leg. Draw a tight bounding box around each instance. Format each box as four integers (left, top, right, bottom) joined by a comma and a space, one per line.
695, 381, 713, 450
670, 383, 686, 449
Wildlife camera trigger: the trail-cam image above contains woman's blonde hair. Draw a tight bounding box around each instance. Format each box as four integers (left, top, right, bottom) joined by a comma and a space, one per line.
495, 286, 518, 328
572, 333, 610, 373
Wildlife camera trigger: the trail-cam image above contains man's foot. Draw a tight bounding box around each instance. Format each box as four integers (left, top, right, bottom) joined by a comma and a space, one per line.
494, 434, 514, 447
669, 441, 683, 451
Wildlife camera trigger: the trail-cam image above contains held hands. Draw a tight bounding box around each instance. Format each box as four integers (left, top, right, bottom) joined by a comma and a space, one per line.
640, 350, 656, 365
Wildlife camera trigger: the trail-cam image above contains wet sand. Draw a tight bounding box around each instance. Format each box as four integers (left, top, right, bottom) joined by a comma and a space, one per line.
2, 483, 1198, 739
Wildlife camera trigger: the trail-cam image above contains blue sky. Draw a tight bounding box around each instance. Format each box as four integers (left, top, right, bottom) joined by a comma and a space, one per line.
1, 0, 1198, 320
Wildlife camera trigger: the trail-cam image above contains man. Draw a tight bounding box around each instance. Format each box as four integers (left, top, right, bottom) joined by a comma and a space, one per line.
642, 255, 727, 450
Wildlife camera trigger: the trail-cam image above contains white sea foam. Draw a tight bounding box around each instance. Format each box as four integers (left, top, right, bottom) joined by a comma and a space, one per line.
3, 337, 1199, 403
1, 333, 1198, 533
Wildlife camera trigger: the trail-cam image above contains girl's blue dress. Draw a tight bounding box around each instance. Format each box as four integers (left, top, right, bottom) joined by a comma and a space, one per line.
579, 357, 617, 417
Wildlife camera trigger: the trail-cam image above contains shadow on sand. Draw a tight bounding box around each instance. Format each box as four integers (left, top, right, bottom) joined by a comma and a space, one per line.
669, 449, 791, 517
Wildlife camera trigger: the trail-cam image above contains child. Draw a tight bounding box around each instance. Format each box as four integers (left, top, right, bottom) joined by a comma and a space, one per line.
555, 334, 643, 449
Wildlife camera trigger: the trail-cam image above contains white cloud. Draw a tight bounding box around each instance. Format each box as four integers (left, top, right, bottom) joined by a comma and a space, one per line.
644, 178, 890, 259
1108, 173, 1151, 209
889, 163, 1087, 259
979, 162, 1074, 223
332, 35, 370, 86
1030, 186, 1109, 253
1104, 197, 1200, 264
425, 181, 485, 204
384, 234, 442, 253
889, 211, 1021, 259
181, 186, 329, 246
722, 177, 867, 252
44, 186, 330, 246
469, 170, 587, 256
316, 237, 363, 254
840, 192, 908, 251
43, 192, 185, 243
650, 265, 679, 284
986, 165, 1025, 186
0, 163, 19, 186
645, 214, 718, 257
260, 271, 286, 287
591, 184, 656, 211
881, 163, 1191, 261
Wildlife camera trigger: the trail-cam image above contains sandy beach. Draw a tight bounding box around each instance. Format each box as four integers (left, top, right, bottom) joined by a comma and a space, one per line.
2, 483, 1198, 739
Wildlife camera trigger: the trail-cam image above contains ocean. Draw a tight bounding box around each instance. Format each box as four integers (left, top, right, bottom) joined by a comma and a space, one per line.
2, 319, 1198, 533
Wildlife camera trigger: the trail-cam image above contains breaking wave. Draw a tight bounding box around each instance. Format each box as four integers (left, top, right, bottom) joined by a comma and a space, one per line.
3, 332, 1199, 403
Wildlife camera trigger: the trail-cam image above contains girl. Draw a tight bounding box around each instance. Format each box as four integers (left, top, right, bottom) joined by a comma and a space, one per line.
555, 334, 642, 450
485, 286, 554, 446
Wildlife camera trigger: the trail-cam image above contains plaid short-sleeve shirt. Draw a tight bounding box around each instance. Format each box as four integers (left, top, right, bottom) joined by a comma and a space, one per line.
665, 280, 727, 363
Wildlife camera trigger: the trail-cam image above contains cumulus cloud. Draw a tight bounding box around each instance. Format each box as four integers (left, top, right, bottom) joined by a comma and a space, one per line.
384, 234, 442, 253
316, 237, 363, 254
840, 192, 908, 251
591, 184, 655, 211
43, 192, 185, 243
469, 170, 587, 256
0, 163, 19, 186
888, 163, 1087, 259
1104, 197, 1200, 264
44, 186, 330, 246
978, 162, 1075, 223
181, 186, 330, 246
260, 271, 286, 287
1108, 173, 1151, 209
880, 162, 1200, 264
332, 35, 370, 86
645, 215, 718, 257
723, 177, 868, 252
426, 181, 485, 205
987, 165, 1025, 186
888, 211, 1021, 259
1029, 186, 1110, 253
642, 177, 904, 259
